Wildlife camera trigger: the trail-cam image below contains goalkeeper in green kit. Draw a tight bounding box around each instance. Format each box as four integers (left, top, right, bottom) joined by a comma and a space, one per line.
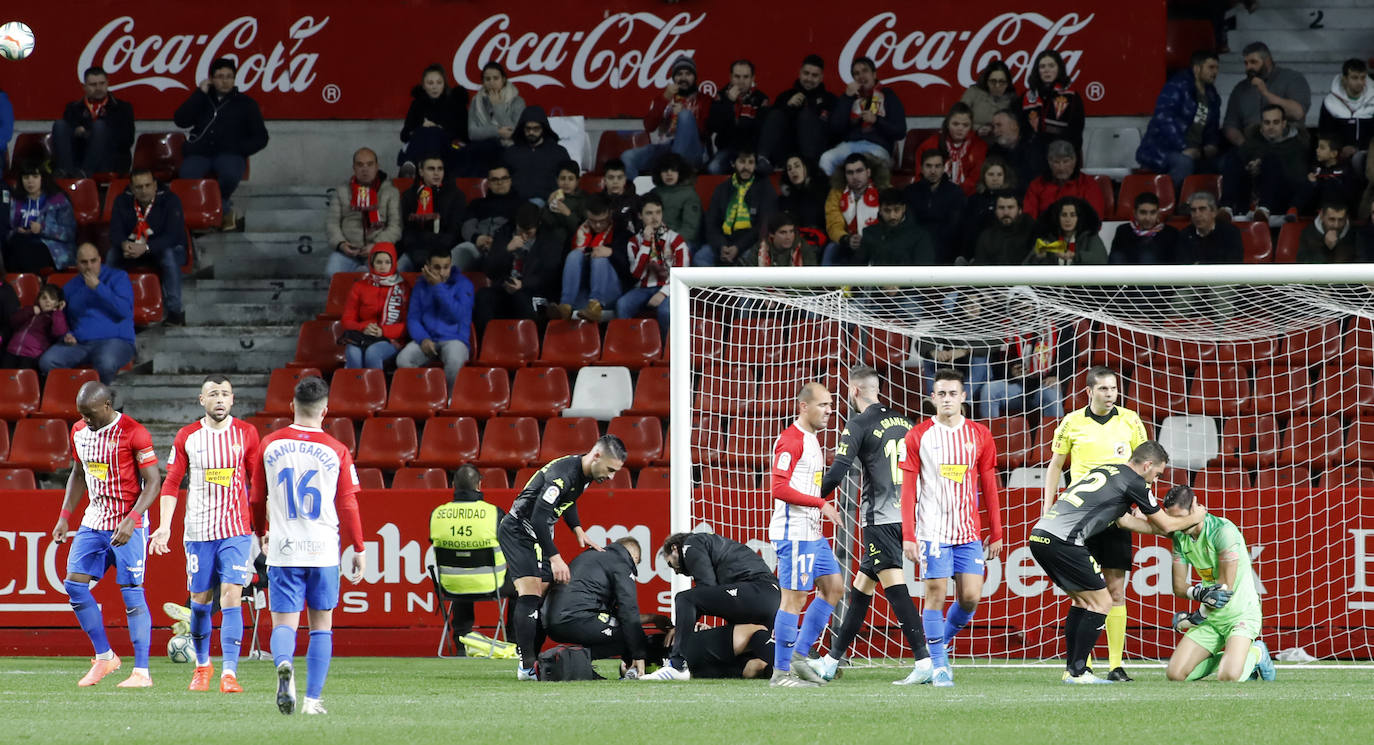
1118, 485, 1276, 682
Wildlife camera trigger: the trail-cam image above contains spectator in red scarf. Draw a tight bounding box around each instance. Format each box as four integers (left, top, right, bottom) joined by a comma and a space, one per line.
399, 155, 468, 272
823, 153, 887, 265
341, 243, 409, 370
1021, 49, 1085, 153
622, 56, 709, 180
616, 194, 687, 336
917, 103, 988, 197
820, 56, 907, 175
1109, 192, 1179, 264
106, 169, 188, 325
707, 60, 771, 174
51, 66, 135, 178
557, 194, 629, 322
746, 212, 818, 266
326, 147, 402, 277
1022, 140, 1105, 218
983, 297, 1073, 418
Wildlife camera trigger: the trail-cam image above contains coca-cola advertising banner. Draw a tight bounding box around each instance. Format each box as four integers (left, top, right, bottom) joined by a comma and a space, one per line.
1, 1, 1164, 121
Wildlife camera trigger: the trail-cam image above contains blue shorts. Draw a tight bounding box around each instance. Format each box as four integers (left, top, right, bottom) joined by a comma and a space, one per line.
772, 538, 840, 592
66, 526, 147, 585
917, 540, 985, 580
267, 565, 340, 612
186, 535, 254, 593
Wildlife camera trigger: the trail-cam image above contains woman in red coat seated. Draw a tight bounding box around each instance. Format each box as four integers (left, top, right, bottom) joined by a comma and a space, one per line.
342, 242, 410, 369
917, 102, 988, 196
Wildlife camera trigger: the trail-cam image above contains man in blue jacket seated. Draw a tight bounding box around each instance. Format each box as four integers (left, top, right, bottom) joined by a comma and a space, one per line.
106, 170, 188, 325
396, 247, 475, 389
40, 243, 136, 383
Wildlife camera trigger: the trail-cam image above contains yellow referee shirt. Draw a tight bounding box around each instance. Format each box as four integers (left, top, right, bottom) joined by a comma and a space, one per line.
1051, 406, 1149, 483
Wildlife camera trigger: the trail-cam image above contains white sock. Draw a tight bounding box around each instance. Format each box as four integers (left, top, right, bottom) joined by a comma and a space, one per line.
914, 657, 932, 669
222, 670, 236, 678
133, 667, 149, 676
304, 696, 321, 706
95, 650, 115, 660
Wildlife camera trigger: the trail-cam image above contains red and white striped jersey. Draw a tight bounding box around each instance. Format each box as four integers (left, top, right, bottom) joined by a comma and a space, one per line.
162, 417, 260, 541
899, 417, 1002, 545
70, 413, 159, 531
251, 425, 363, 568
627, 227, 688, 289
769, 423, 827, 542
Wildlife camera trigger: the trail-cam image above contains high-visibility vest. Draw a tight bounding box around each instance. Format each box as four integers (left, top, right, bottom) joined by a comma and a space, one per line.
430, 500, 505, 595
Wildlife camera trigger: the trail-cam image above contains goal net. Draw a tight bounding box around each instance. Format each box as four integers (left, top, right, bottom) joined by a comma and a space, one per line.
668, 264, 1374, 664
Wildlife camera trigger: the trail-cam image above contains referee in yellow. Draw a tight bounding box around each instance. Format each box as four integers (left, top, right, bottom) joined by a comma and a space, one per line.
1042, 366, 1148, 682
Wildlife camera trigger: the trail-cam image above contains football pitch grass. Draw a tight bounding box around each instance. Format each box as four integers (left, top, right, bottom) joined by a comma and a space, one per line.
1, 657, 1370, 744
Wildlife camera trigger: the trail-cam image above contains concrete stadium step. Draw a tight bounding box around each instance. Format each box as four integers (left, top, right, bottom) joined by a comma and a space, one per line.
195, 232, 331, 279
1227, 27, 1372, 54
239, 208, 324, 234
114, 373, 269, 425
135, 325, 300, 374
1235, 8, 1374, 31
233, 184, 334, 212
181, 279, 323, 325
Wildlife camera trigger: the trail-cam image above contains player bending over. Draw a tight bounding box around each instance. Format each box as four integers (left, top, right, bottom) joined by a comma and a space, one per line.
1029, 441, 1203, 683
151, 374, 260, 693
252, 377, 367, 715
53, 382, 163, 688
806, 366, 933, 685
1117, 485, 1275, 682
768, 382, 844, 688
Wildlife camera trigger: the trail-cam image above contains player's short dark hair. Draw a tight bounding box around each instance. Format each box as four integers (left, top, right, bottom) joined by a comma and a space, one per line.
514, 202, 541, 230
1162, 484, 1195, 510
602, 158, 627, 175
294, 376, 329, 408
1260, 103, 1285, 119
426, 247, 453, 265
37, 283, 64, 304
734, 147, 757, 163
640, 193, 664, 210
843, 152, 870, 170
1343, 58, 1368, 77
659, 532, 690, 560
731, 58, 755, 75
851, 56, 876, 73
994, 190, 1022, 208
487, 163, 511, 178
453, 464, 482, 494
419, 154, 445, 169
1085, 365, 1117, 387
933, 368, 964, 385
1320, 197, 1349, 215
768, 211, 798, 233
920, 148, 946, 165
614, 536, 641, 556
878, 188, 904, 207
210, 57, 237, 76
802, 54, 825, 70
202, 374, 231, 387
556, 159, 581, 179
84, 66, 108, 80
584, 193, 611, 216
1129, 440, 1169, 466
850, 365, 880, 388
1190, 50, 1218, 68
1316, 131, 1343, 151
129, 168, 155, 182
595, 434, 627, 462
1134, 192, 1160, 210
1241, 42, 1271, 60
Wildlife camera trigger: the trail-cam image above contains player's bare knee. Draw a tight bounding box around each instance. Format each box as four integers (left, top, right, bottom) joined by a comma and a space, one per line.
220, 585, 243, 608
1165, 666, 1189, 682
191, 590, 213, 604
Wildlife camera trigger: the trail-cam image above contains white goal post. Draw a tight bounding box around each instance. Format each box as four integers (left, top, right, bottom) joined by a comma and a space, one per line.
669, 264, 1374, 663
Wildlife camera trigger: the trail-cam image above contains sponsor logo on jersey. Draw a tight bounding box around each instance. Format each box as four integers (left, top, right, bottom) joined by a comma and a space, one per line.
813, 471, 822, 486
541, 486, 561, 504
204, 468, 235, 488
1114, 441, 1129, 457
939, 464, 968, 483
726, 587, 738, 597
87, 462, 110, 481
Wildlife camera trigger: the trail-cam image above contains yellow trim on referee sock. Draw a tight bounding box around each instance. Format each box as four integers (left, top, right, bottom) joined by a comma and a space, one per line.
1106, 604, 1127, 670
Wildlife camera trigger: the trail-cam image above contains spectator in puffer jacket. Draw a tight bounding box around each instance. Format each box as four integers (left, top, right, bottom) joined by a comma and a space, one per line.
396, 247, 475, 389
341, 243, 409, 371
1136, 50, 1223, 195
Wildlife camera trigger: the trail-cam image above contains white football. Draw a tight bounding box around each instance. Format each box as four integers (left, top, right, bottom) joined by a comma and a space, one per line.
167, 634, 195, 663
0, 21, 35, 61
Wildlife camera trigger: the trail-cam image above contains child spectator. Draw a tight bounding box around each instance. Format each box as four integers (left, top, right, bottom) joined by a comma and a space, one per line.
616, 194, 686, 336
648, 153, 702, 249
2, 283, 68, 370
541, 159, 588, 244
1293, 133, 1360, 215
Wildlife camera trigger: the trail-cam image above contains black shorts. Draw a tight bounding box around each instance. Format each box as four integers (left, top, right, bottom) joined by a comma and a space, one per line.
1083, 524, 1133, 572
682, 626, 746, 679
497, 520, 552, 582
1029, 530, 1106, 593
674, 579, 780, 626
545, 612, 630, 660
858, 523, 905, 579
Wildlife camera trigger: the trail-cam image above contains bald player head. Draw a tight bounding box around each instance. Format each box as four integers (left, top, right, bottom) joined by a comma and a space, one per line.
76, 381, 117, 431
796, 382, 833, 433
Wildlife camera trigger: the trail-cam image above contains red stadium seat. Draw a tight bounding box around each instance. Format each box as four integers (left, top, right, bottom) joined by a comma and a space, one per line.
1186, 364, 1249, 417
1248, 365, 1311, 415
414, 416, 481, 468
1345, 419, 1374, 465
479, 467, 510, 489
391, 177, 414, 193
538, 417, 599, 462
624, 366, 670, 418
1215, 337, 1280, 369
1124, 366, 1187, 424
170, 179, 223, 231
1178, 174, 1221, 211
987, 416, 1030, 469
607, 415, 663, 470
1320, 465, 1374, 489
327, 368, 388, 419
355, 467, 386, 490
475, 416, 541, 469
353, 417, 419, 470
691, 317, 723, 364
694, 175, 728, 213
478, 319, 539, 369
1166, 20, 1214, 71
57, 179, 101, 226
720, 417, 789, 469
0, 467, 37, 490
513, 467, 539, 488
0, 424, 8, 463
1256, 466, 1311, 490
463, 271, 491, 291
1219, 416, 1278, 468
9, 132, 52, 170
440, 367, 510, 419
897, 128, 940, 173
0, 368, 41, 420
1029, 419, 1061, 466
636, 466, 671, 489
1115, 173, 1175, 220
866, 328, 912, 369
5, 273, 42, 306
454, 178, 485, 203
1279, 416, 1343, 468
1312, 365, 1374, 417
243, 415, 291, 441
322, 417, 357, 456
259, 367, 321, 416
587, 467, 632, 492
1090, 174, 1117, 220
1345, 317, 1374, 367
1282, 320, 1343, 368
883, 365, 926, 418
38, 369, 101, 421
288, 320, 345, 372
601, 319, 661, 369
506, 367, 571, 418
319, 272, 363, 320
723, 317, 789, 367
692, 413, 723, 464
2, 418, 70, 473
99, 179, 131, 226
695, 365, 756, 416
539, 320, 601, 369
1237, 220, 1273, 263
1192, 467, 1252, 492
132, 133, 186, 182
594, 130, 648, 173
1156, 338, 1217, 372
1274, 221, 1307, 263
130, 272, 163, 326
380, 368, 448, 419
1089, 325, 1155, 375
393, 467, 449, 490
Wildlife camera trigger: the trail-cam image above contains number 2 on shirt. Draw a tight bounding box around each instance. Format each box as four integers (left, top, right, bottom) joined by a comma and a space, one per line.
882, 439, 907, 485
277, 467, 323, 520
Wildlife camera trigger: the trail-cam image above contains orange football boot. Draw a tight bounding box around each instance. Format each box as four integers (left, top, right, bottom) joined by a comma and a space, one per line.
189, 665, 213, 691
77, 654, 121, 687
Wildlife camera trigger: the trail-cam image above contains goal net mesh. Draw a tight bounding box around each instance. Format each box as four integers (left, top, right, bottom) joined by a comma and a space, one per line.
682, 279, 1374, 663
